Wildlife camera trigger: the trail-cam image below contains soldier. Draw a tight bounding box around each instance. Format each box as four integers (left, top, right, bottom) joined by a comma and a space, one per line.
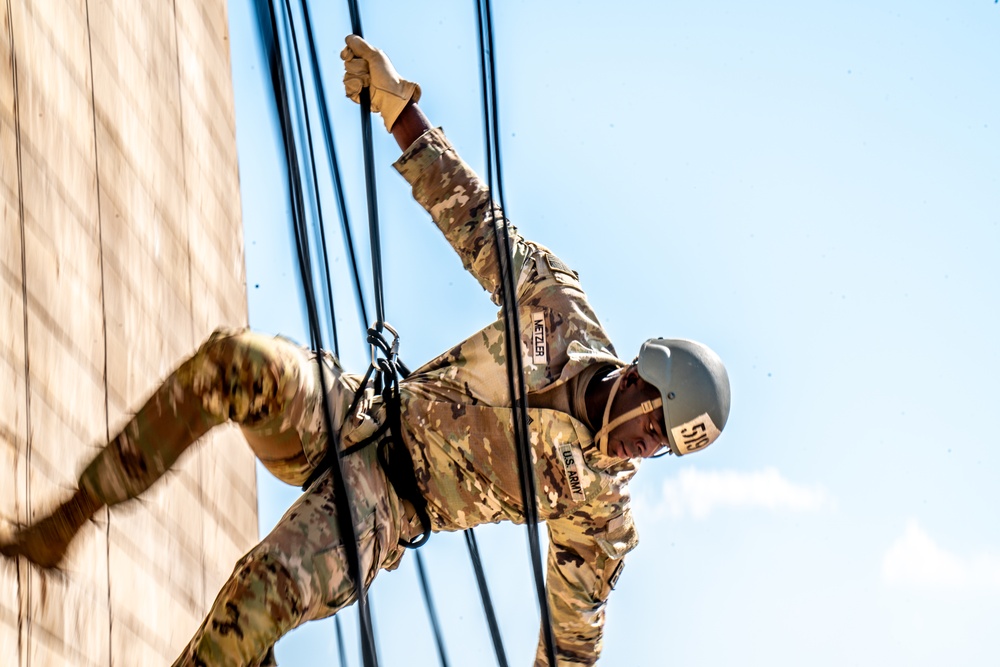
1, 37, 730, 666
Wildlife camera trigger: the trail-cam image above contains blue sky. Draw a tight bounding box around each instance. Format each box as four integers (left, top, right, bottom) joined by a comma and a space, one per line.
229, 1, 1000, 664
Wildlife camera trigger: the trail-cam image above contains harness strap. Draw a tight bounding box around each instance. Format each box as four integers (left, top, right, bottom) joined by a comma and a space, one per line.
375, 381, 432, 548
301, 329, 432, 549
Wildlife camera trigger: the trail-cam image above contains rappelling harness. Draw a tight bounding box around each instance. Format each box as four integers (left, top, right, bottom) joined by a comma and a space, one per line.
302, 323, 432, 549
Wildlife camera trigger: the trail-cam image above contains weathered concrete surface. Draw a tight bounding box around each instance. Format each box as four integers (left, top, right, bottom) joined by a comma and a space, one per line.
0, 1, 256, 664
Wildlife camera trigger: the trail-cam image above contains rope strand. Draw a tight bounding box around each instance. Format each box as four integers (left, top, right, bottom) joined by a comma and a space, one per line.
475, 1, 558, 663
300, 0, 371, 335
254, 2, 528, 664
465, 529, 510, 667
415, 550, 451, 667
252, 2, 378, 665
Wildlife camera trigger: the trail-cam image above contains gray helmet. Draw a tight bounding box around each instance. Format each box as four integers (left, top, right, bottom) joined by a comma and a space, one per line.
636, 338, 731, 456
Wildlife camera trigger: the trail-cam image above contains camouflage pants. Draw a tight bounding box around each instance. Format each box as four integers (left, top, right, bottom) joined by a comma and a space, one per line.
78, 328, 413, 666
172, 460, 411, 667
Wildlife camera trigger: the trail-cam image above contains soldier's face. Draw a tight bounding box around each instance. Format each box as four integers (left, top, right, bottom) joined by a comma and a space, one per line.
607, 369, 669, 459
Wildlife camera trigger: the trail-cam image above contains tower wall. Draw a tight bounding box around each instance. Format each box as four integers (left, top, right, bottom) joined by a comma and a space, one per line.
1, 1, 257, 664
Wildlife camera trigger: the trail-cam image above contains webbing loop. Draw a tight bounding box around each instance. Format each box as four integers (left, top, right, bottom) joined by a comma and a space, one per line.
363, 324, 433, 548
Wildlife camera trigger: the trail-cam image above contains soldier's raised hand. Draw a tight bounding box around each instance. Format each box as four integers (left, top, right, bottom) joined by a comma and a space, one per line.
341, 35, 421, 132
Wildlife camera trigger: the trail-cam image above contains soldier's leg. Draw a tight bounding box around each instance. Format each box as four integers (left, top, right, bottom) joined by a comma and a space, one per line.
80, 328, 331, 502
0, 328, 331, 567
173, 456, 411, 667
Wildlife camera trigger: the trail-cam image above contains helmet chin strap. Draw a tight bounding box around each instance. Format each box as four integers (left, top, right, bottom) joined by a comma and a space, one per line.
594, 371, 664, 456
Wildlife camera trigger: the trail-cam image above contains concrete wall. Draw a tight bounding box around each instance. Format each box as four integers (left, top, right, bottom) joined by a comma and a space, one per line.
1, 1, 257, 664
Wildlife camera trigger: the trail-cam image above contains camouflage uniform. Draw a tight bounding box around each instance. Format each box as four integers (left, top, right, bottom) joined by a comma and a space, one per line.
395, 128, 637, 665
81, 329, 415, 667
78, 128, 636, 666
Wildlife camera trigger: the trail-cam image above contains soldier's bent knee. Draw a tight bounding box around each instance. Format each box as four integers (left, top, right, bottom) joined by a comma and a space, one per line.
236, 546, 305, 619
184, 328, 304, 428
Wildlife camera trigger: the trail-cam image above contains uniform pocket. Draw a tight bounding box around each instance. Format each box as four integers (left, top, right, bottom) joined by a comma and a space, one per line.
594, 510, 639, 560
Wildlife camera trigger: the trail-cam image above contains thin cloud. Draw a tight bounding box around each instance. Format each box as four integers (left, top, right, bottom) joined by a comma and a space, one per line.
646, 467, 833, 519
882, 519, 1000, 591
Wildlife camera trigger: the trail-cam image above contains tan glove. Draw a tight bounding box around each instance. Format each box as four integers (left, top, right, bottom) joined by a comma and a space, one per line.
341, 35, 421, 132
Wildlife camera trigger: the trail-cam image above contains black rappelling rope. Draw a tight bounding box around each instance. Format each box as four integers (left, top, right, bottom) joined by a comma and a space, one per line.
474, 1, 559, 665
344, 0, 387, 328
415, 550, 451, 667
465, 529, 509, 667
335, 615, 348, 667
251, 2, 380, 666
284, 1, 448, 665
257, 1, 521, 664
299, 0, 371, 336
279, 0, 339, 356
278, 5, 381, 665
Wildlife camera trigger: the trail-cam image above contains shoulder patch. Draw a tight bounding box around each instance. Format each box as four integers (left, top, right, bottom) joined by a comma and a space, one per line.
544, 254, 576, 277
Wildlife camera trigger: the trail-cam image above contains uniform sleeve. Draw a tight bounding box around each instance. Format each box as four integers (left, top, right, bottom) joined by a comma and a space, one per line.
393, 127, 531, 305
535, 486, 639, 666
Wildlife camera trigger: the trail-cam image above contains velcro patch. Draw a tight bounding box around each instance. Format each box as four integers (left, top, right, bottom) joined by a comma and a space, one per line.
530, 311, 547, 365
670, 412, 721, 455
544, 254, 575, 277
608, 560, 625, 589
558, 444, 587, 502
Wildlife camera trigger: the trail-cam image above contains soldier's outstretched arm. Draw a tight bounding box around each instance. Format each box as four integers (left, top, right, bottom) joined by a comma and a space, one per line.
341, 35, 533, 304
537, 487, 639, 666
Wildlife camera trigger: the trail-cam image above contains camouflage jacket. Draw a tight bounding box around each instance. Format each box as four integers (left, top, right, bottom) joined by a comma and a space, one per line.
384, 128, 639, 666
